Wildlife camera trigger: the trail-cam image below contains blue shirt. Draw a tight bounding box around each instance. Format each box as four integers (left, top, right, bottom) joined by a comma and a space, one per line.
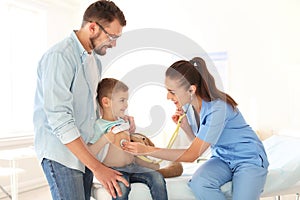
185, 99, 269, 169
33, 31, 102, 172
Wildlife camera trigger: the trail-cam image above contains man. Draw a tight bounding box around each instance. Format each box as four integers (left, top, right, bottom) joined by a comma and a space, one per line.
33, 1, 133, 199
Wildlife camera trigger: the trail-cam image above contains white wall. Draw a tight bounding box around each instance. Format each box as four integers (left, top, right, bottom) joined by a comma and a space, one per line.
95, 0, 300, 133
40, 0, 300, 134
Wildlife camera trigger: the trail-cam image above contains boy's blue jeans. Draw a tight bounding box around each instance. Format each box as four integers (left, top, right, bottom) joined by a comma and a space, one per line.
112, 163, 168, 200
41, 158, 93, 200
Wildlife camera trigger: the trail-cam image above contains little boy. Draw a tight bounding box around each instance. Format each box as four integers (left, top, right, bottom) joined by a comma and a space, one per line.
88, 78, 168, 200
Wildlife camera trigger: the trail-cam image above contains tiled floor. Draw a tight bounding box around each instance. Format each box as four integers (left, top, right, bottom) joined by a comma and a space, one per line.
0, 186, 297, 200
0, 186, 51, 200
0, 186, 97, 200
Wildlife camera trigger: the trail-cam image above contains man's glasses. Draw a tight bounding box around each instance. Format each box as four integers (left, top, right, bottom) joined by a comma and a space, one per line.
92, 21, 120, 41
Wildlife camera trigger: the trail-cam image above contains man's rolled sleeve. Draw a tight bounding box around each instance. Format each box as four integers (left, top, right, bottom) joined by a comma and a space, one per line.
55, 125, 81, 144
43, 52, 80, 144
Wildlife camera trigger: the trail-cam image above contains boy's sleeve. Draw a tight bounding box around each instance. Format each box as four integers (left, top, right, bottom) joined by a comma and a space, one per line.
90, 121, 106, 144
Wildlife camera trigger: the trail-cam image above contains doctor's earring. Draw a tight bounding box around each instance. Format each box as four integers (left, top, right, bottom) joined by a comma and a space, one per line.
189, 92, 193, 101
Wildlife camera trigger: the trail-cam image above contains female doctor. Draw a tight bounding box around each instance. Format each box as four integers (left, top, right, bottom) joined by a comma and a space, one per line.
123, 57, 269, 200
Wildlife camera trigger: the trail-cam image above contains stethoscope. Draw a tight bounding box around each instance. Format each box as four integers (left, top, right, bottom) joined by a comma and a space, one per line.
137, 101, 192, 164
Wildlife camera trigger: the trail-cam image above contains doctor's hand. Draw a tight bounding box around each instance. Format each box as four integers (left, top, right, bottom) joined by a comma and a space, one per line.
122, 141, 151, 155
171, 108, 184, 124
172, 108, 189, 128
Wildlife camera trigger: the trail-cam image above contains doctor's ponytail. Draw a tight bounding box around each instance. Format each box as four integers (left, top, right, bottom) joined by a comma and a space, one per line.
166, 57, 237, 110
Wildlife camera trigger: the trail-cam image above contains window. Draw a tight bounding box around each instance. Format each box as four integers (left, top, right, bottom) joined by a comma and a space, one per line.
0, 1, 46, 138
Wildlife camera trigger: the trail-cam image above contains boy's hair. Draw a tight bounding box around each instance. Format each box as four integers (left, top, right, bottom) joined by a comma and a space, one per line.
97, 78, 128, 107
82, 0, 126, 27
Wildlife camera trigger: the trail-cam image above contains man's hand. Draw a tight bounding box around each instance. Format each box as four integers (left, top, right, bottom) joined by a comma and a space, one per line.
66, 138, 129, 198
93, 164, 129, 198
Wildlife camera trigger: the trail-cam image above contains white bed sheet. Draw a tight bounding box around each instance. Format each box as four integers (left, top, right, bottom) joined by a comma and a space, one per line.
92, 164, 196, 200
92, 135, 300, 200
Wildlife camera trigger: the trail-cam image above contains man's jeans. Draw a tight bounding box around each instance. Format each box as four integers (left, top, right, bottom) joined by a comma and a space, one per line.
42, 158, 93, 200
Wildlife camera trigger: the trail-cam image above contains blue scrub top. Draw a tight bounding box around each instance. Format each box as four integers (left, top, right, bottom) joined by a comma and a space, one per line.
185, 99, 269, 169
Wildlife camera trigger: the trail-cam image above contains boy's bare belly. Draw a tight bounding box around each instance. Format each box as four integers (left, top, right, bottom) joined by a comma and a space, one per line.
102, 130, 134, 168
103, 144, 134, 167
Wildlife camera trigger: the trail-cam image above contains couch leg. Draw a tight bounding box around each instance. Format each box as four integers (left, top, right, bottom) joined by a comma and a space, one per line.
296, 193, 299, 200
275, 196, 280, 200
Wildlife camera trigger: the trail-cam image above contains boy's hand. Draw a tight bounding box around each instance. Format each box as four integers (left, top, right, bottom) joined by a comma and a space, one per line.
104, 131, 116, 144
121, 115, 136, 133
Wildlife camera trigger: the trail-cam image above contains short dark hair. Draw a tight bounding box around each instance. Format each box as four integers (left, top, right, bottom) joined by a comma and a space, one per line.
82, 0, 126, 27
97, 78, 128, 107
